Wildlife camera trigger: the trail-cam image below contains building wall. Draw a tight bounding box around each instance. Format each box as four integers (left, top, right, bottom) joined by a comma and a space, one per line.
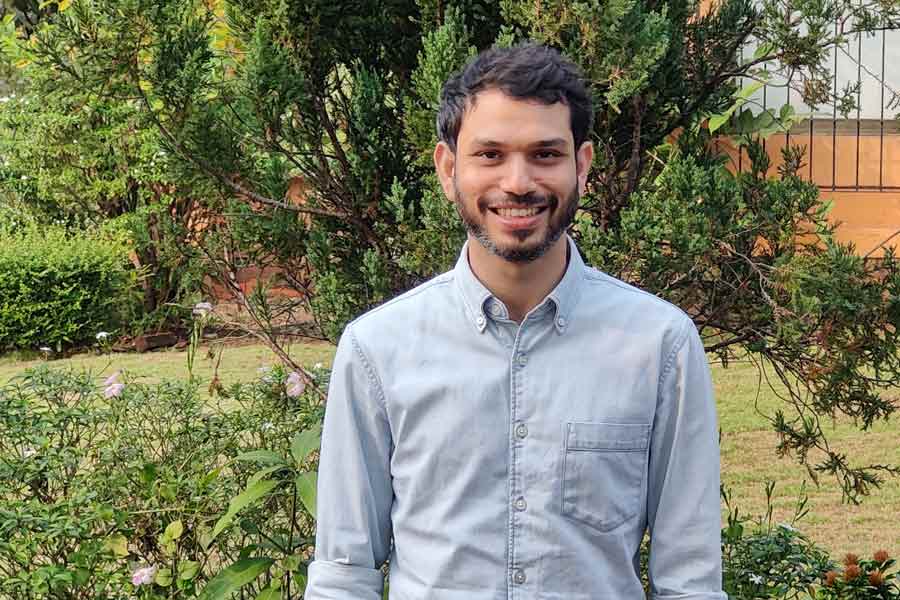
717, 129, 900, 256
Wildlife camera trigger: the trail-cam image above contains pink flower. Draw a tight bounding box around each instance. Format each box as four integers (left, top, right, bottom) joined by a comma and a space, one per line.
131, 565, 157, 586
286, 371, 305, 398
104, 383, 125, 398
104, 372, 120, 387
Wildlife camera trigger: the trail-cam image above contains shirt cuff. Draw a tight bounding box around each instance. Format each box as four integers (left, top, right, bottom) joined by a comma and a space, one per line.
305, 560, 385, 600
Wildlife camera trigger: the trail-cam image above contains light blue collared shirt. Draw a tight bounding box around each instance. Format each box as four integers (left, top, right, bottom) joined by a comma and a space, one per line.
306, 237, 725, 600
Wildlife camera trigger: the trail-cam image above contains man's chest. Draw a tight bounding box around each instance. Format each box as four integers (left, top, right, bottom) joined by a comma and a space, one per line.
378, 326, 662, 527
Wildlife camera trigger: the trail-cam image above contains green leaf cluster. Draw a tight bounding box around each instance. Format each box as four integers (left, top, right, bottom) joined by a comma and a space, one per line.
0, 226, 138, 351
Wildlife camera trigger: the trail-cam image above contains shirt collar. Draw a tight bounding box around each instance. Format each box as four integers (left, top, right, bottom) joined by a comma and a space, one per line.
453, 236, 586, 334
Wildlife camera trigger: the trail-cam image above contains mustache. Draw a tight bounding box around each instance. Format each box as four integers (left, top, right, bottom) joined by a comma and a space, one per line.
478, 192, 558, 210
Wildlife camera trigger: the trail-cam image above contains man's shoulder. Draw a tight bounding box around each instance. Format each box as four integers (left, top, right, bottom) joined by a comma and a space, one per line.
579, 266, 693, 333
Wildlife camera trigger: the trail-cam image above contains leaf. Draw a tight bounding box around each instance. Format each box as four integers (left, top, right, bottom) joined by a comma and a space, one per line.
164, 520, 184, 541
179, 560, 201, 581
158, 482, 177, 502
197, 558, 274, 600
236, 450, 286, 465
753, 42, 776, 60
207, 480, 279, 546
255, 587, 280, 600
200, 467, 221, 488
735, 81, 765, 101
58, 0, 72, 10
708, 112, 731, 134
249, 464, 287, 485
104, 534, 129, 557
290, 424, 322, 465
155, 567, 174, 587
140, 463, 158, 485
295, 471, 317, 517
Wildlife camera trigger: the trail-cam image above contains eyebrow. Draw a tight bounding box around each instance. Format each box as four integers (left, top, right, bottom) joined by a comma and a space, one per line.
470, 138, 569, 148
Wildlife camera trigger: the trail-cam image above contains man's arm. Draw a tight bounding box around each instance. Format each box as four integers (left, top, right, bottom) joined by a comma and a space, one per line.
305, 325, 393, 600
647, 317, 726, 600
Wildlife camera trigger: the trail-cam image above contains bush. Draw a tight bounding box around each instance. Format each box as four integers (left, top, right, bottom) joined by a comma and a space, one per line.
0, 363, 325, 600
0, 227, 138, 352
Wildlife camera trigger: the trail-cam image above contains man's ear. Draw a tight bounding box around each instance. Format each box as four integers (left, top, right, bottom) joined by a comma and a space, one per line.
575, 141, 594, 196
433, 141, 456, 200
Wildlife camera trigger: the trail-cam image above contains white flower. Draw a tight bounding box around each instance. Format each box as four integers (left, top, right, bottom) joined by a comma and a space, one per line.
749, 573, 764, 585
131, 564, 157, 586
257, 366, 271, 374
777, 522, 798, 533
285, 371, 305, 398
22, 447, 37, 459
192, 301, 214, 317
104, 382, 125, 398
39, 346, 52, 353
96, 331, 110, 341
261, 421, 274, 432
313, 362, 323, 370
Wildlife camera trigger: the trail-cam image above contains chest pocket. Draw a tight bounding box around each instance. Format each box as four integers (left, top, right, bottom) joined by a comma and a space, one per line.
561, 422, 651, 532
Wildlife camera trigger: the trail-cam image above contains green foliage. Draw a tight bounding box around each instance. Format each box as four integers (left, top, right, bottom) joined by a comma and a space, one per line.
721, 482, 835, 598
0, 227, 137, 351
0, 362, 328, 600
0, 20, 210, 333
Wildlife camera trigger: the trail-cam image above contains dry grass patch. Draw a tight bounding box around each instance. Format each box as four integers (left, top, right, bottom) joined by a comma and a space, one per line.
716, 361, 900, 558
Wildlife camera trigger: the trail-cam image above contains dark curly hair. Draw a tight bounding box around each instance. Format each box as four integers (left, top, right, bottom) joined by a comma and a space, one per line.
437, 43, 594, 152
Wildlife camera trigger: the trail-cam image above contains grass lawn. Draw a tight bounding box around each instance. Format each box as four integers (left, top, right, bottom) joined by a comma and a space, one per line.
1, 342, 898, 558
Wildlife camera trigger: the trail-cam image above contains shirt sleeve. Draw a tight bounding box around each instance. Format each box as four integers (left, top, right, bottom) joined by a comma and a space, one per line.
647, 317, 727, 600
304, 324, 394, 600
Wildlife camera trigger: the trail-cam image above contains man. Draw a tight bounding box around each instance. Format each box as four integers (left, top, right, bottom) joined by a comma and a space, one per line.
305, 43, 725, 600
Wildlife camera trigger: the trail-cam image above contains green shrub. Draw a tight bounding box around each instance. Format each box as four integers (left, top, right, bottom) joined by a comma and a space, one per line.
0, 363, 325, 600
0, 227, 138, 351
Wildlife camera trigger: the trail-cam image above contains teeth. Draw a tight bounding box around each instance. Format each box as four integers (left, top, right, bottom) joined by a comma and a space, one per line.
497, 207, 540, 218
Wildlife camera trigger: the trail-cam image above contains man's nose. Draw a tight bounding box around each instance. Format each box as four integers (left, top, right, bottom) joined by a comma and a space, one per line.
499, 156, 536, 197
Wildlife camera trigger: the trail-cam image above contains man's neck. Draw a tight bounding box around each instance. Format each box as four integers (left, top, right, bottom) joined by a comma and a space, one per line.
467, 236, 569, 323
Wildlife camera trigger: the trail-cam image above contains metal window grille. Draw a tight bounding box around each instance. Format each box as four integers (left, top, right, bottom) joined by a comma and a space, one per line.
729, 25, 900, 192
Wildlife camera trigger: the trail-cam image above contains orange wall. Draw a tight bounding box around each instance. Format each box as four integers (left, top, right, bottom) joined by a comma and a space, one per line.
717, 131, 900, 256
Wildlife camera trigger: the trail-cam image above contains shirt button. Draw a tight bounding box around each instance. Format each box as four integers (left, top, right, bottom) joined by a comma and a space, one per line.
514, 497, 527, 511
489, 303, 503, 316
475, 315, 485, 327
515, 423, 528, 439
516, 353, 527, 366
557, 316, 567, 328
513, 569, 527, 584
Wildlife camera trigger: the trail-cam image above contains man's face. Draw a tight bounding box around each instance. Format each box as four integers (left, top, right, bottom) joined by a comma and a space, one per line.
434, 88, 593, 263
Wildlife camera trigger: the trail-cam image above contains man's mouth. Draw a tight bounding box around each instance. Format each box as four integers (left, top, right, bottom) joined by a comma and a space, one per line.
488, 206, 548, 218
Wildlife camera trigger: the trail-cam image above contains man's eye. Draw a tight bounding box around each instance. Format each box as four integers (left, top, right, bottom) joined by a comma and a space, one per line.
477, 151, 501, 160
535, 151, 561, 159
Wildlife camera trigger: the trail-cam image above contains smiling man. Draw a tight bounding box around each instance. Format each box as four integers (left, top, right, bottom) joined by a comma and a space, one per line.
305, 43, 726, 600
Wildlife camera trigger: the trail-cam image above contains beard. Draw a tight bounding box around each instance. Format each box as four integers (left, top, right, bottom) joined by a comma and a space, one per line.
453, 180, 579, 263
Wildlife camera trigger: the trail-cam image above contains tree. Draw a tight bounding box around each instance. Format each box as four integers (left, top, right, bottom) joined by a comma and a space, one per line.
2, 0, 899, 501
